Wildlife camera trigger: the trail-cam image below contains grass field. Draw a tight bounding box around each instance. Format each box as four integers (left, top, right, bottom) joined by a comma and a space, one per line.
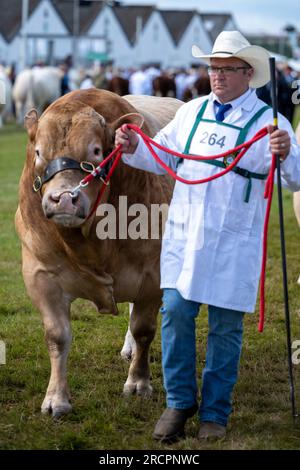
0, 116, 300, 450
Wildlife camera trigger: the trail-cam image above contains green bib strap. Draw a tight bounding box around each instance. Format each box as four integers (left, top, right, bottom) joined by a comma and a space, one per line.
235, 105, 270, 146
184, 100, 208, 154
202, 159, 267, 203
177, 100, 270, 202
176, 100, 209, 168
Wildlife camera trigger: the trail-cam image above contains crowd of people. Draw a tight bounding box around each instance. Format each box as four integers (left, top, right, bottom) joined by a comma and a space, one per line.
69, 59, 299, 123
0, 53, 299, 125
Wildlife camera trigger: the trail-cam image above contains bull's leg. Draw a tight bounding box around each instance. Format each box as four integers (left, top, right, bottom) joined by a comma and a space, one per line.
120, 303, 136, 361
123, 300, 159, 397
15, 101, 24, 124
22, 251, 72, 418
41, 301, 72, 418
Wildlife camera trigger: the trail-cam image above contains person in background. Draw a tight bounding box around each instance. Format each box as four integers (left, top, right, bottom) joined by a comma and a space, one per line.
80, 74, 95, 90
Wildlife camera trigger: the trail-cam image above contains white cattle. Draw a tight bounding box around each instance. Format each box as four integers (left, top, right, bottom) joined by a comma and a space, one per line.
0, 67, 12, 127
13, 67, 62, 123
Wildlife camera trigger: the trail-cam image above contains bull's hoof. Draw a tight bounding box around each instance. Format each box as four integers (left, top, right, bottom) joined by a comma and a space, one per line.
123, 381, 136, 396
123, 379, 153, 397
137, 382, 153, 398
52, 404, 72, 419
41, 396, 72, 418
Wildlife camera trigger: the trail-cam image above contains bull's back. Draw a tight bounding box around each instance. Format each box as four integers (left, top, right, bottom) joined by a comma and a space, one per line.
123, 95, 183, 136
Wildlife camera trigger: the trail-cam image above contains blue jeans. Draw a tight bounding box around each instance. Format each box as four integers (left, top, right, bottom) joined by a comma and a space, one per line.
160, 288, 245, 426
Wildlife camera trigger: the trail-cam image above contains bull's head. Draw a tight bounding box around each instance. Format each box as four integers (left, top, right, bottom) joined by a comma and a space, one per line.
25, 101, 143, 230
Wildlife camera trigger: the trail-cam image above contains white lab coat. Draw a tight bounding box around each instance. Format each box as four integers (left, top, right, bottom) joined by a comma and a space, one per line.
122, 90, 300, 312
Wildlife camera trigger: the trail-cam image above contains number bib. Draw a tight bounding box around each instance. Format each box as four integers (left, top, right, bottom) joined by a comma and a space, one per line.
189, 120, 240, 159
178, 99, 270, 201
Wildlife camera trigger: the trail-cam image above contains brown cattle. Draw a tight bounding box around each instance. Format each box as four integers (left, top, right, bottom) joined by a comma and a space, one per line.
183, 73, 211, 102
107, 76, 130, 96
15, 89, 182, 417
152, 75, 176, 98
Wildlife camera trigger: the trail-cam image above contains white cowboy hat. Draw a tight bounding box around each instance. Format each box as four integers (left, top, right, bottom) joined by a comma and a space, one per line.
192, 31, 271, 88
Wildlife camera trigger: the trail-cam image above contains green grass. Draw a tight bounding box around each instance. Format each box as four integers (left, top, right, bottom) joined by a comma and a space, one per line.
293, 105, 300, 131
1, 122, 300, 450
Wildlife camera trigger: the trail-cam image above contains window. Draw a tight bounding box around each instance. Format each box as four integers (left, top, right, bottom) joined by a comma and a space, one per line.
43, 8, 49, 32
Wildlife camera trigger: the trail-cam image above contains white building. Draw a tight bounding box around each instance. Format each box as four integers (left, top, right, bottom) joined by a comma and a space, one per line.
87, 3, 140, 68
159, 10, 212, 67
8, 0, 70, 66
0, 1, 239, 70
134, 8, 174, 67
53, 0, 105, 65
201, 13, 238, 43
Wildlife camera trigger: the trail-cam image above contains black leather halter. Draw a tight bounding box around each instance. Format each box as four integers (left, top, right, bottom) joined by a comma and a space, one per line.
32, 156, 110, 192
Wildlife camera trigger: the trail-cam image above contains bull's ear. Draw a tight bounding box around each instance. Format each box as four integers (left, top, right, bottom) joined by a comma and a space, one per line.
110, 112, 144, 132
24, 109, 38, 141
95, 112, 106, 128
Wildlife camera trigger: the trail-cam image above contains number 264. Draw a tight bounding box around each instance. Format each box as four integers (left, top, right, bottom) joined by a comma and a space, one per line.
200, 132, 226, 148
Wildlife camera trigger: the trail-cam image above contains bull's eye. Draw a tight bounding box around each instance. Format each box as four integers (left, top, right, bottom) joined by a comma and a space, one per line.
35, 149, 40, 157
94, 146, 101, 156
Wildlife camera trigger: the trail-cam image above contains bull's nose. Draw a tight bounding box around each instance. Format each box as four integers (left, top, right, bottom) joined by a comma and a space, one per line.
43, 188, 87, 223
50, 191, 79, 204
48, 191, 79, 214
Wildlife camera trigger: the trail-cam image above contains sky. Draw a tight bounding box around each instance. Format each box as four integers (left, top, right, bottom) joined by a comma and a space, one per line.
121, 0, 300, 34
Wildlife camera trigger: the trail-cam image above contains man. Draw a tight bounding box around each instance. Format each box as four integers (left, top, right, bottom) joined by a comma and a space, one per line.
115, 31, 300, 442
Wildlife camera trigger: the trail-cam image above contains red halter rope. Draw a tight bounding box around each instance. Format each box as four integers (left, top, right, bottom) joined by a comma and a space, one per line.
76, 124, 275, 332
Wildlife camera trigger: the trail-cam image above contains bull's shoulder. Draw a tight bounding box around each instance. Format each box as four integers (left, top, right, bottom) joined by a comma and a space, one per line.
123, 95, 183, 114
122, 95, 183, 134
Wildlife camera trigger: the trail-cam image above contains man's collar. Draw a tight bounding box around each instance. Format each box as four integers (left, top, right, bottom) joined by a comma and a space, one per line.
210, 89, 256, 112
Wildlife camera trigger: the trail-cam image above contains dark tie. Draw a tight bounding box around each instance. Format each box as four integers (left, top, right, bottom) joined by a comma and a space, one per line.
215, 101, 232, 122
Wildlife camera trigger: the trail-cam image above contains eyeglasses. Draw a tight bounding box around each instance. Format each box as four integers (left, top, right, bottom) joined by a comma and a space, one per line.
207, 66, 252, 76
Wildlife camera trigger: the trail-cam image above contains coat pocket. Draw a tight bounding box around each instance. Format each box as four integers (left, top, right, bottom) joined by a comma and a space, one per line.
221, 174, 257, 237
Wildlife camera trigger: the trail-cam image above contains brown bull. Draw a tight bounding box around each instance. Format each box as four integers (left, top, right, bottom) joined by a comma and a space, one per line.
107, 76, 130, 96
152, 75, 176, 98
15, 89, 182, 418
183, 74, 211, 102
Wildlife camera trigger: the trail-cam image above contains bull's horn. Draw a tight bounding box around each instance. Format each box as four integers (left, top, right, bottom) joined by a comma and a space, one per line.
110, 112, 145, 132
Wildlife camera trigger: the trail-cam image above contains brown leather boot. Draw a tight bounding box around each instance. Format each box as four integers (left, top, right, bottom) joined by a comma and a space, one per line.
198, 422, 226, 440
153, 405, 198, 443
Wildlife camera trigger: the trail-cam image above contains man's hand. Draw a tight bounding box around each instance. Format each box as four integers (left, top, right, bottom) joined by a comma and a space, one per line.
268, 125, 291, 161
115, 125, 139, 154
